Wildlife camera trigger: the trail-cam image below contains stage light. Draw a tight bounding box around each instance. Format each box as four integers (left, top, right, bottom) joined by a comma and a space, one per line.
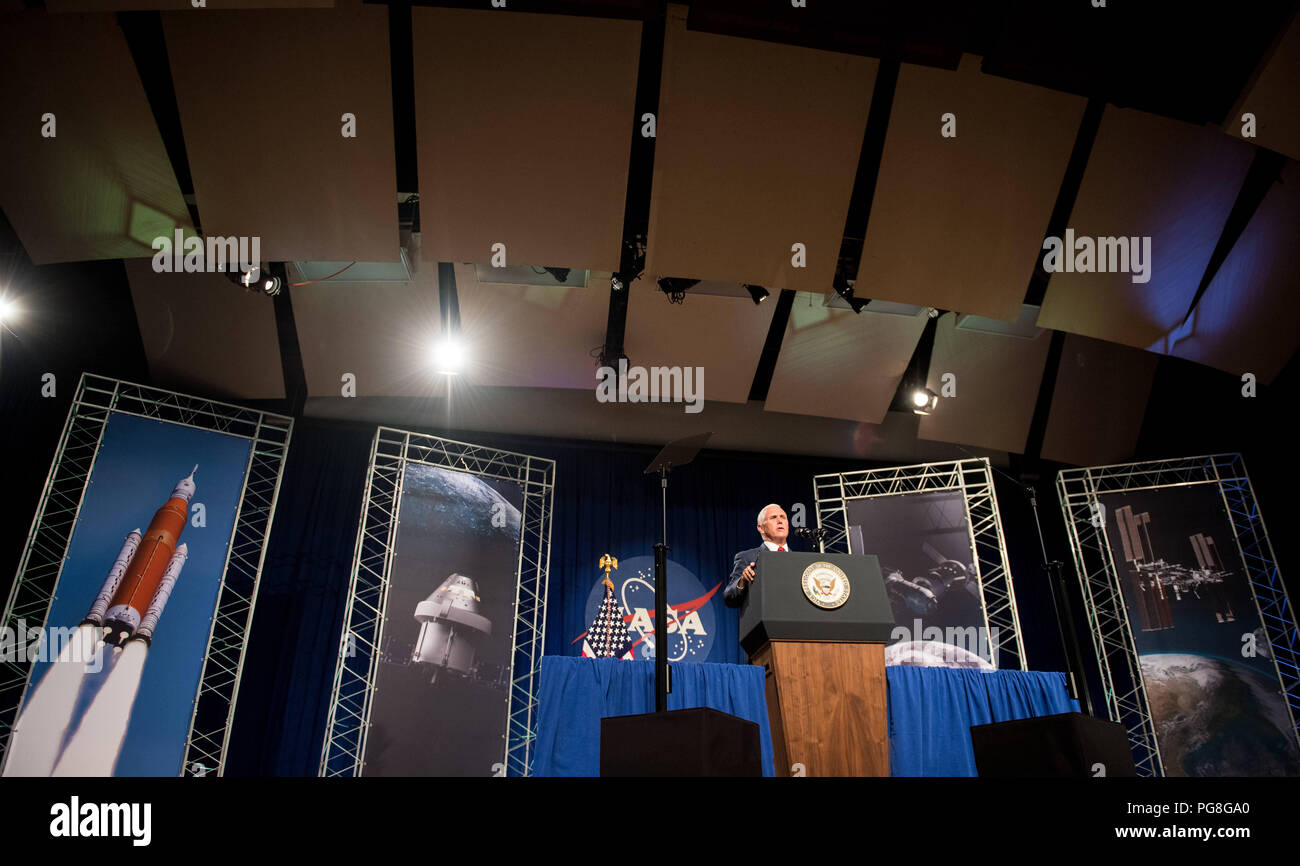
0, 297, 17, 326
229, 266, 281, 296
430, 336, 468, 375
610, 274, 625, 292
658, 278, 699, 304
910, 387, 939, 415
744, 284, 770, 305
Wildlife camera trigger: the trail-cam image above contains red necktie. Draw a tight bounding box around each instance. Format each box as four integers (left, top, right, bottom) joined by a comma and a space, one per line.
777, 546, 785, 552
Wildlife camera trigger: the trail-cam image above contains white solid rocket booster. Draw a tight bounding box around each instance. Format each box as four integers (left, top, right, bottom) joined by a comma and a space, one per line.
83, 529, 143, 627
135, 543, 187, 643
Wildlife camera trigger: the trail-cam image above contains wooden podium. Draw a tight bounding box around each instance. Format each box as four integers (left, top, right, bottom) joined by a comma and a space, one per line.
740, 551, 895, 777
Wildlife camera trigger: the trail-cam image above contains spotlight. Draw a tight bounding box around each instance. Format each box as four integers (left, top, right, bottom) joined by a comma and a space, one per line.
658, 278, 699, 304
543, 267, 571, 284
0, 297, 17, 326
743, 284, 770, 305
910, 387, 939, 415
610, 274, 625, 292
430, 336, 468, 375
229, 266, 281, 296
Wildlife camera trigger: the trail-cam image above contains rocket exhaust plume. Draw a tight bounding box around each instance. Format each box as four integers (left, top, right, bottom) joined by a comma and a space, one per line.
52, 641, 148, 777
1, 625, 100, 777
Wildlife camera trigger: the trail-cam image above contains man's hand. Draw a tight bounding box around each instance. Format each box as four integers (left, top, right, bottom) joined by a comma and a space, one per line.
741, 562, 756, 583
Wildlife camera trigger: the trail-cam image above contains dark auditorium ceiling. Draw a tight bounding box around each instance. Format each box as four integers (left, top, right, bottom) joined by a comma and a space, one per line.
1, 0, 1297, 467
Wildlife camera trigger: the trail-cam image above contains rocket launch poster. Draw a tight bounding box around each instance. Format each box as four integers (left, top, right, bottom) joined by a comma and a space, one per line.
362, 463, 524, 776
2, 411, 252, 777
1099, 483, 1300, 776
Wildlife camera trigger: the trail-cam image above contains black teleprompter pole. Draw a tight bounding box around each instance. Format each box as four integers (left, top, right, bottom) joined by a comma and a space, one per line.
643, 433, 711, 714
654, 539, 669, 713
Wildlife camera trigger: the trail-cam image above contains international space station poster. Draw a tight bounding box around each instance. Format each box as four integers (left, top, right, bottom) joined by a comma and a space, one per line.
362, 463, 524, 776
1, 411, 252, 777
1099, 483, 1300, 776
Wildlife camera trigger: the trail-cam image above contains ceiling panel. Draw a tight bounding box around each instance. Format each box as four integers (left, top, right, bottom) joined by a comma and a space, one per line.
412, 7, 640, 272
0, 12, 195, 265
291, 272, 448, 399
623, 276, 777, 404
645, 4, 876, 292
48, 0, 332, 10
1040, 332, 1158, 467
1225, 9, 1300, 161
764, 293, 928, 423
453, 263, 610, 390
163, 7, 398, 262
917, 312, 1053, 454
857, 55, 1085, 321
1164, 158, 1300, 385
125, 258, 284, 399
1037, 106, 1255, 350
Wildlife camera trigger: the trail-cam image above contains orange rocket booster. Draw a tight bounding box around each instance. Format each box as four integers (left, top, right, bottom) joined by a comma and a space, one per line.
82, 467, 196, 647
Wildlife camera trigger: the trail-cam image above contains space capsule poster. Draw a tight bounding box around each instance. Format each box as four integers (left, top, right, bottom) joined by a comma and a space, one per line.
1, 411, 252, 777
845, 490, 993, 669
1099, 484, 1300, 776
362, 463, 524, 776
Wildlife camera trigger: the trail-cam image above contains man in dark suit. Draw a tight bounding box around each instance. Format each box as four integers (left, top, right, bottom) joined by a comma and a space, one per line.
725, 503, 790, 607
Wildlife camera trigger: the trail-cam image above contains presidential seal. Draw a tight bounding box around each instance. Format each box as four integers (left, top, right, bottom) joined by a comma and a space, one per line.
801, 561, 850, 609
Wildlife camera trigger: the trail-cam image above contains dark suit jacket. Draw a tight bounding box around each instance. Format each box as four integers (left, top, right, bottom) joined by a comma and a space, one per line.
725, 544, 771, 608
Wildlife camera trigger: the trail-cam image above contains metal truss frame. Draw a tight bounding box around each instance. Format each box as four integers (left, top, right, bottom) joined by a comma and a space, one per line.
0, 373, 292, 777
319, 427, 555, 778
1057, 453, 1299, 777
813, 458, 1026, 671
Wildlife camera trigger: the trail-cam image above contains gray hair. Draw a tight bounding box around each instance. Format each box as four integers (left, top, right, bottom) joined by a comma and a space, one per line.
756, 503, 783, 526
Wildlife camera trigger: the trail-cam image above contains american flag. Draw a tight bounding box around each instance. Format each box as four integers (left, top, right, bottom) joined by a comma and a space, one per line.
581, 577, 635, 660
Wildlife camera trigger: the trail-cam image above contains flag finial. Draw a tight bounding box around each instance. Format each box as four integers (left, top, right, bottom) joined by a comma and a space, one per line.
598, 553, 618, 589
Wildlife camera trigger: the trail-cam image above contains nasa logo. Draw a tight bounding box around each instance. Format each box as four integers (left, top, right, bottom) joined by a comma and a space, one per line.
575, 555, 719, 662
801, 562, 850, 610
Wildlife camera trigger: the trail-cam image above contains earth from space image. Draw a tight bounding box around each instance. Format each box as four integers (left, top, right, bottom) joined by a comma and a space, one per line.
1141, 653, 1300, 776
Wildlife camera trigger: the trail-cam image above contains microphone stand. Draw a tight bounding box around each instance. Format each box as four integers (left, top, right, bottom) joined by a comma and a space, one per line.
794, 526, 827, 551
1024, 483, 1095, 717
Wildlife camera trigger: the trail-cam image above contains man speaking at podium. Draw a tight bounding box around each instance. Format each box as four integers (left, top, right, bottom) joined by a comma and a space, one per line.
724, 503, 790, 608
